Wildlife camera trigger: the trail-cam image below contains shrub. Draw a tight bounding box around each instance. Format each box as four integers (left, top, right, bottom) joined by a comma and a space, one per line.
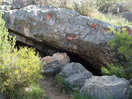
0, 47, 42, 92
0, 12, 16, 92
101, 28, 132, 79
0, 12, 43, 95
0, 13, 15, 59
101, 64, 126, 78
108, 28, 132, 61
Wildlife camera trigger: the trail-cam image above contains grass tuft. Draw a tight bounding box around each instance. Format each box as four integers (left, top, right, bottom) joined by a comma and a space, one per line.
7, 83, 45, 99
73, 91, 96, 99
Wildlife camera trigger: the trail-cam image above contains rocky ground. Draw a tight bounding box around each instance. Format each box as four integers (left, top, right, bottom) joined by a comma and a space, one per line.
42, 52, 132, 99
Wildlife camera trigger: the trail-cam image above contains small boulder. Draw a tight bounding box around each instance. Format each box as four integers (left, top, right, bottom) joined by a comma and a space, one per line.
59, 62, 92, 89
80, 75, 131, 99
41, 53, 70, 76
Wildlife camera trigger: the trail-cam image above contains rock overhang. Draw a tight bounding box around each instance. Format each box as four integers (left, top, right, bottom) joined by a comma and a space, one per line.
0, 4, 132, 72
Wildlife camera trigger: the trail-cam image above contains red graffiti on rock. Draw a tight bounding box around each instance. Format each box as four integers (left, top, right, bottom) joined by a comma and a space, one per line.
92, 23, 97, 29
67, 36, 76, 40
46, 14, 51, 22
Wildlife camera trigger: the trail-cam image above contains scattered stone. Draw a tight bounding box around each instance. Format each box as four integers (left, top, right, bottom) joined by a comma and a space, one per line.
41, 53, 70, 76
80, 75, 131, 99
59, 62, 92, 89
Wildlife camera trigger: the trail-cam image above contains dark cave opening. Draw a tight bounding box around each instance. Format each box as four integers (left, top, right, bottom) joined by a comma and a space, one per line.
15, 41, 101, 76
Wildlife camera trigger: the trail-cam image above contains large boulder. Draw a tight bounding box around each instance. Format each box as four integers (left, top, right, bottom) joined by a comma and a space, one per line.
80, 75, 131, 99
59, 62, 92, 89
41, 53, 70, 76
0, 4, 132, 71
129, 86, 132, 99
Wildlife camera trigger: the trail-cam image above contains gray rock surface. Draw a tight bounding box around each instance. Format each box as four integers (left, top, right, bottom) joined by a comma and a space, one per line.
128, 86, 132, 99
59, 62, 92, 89
41, 53, 70, 76
0, 3, 132, 71
80, 75, 131, 99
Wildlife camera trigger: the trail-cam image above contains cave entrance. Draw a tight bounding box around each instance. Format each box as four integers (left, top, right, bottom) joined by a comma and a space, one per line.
15, 41, 101, 76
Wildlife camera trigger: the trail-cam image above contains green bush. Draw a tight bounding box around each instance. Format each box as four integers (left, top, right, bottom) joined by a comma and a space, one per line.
108, 28, 132, 61
101, 28, 132, 79
0, 47, 42, 92
101, 64, 126, 78
0, 12, 16, 92
0, 12, 43, 96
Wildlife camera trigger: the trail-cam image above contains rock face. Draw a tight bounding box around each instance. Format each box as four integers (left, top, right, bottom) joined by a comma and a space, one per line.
129, 86, 132, 98
0, 2, 132, 71
41, 53, 70, 76
80, 75, 131, 99
59, 62, 92, 89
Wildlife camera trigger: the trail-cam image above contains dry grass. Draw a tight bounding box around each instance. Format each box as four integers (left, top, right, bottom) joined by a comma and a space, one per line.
73, 0, 98, 17
0, 0, 3, 5
72, 0, 132, 28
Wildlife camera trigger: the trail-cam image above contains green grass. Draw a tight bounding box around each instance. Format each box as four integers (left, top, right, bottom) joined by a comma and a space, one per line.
55, 75, 73, 93
95, 13, 132, 28
55, 75, 97, 99
73, 91, 96, 99
6, 83, 45, 99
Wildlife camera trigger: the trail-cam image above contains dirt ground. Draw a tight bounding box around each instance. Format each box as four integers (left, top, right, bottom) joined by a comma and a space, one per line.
40, 79, 72, 99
